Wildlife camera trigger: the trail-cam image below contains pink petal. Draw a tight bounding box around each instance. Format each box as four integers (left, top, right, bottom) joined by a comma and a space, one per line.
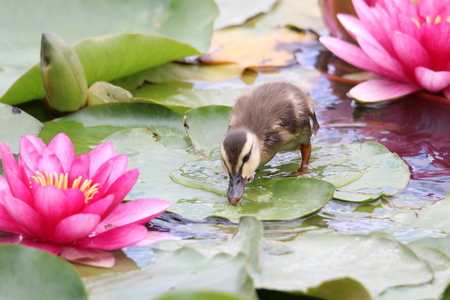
444, 87, 450, 99
20, 238, 62, 255
348, 79, 422, 102
0, 203, 26, 234
88, 142, 116, 177
65, 188, 87, 215
68, 154, 90, 183
19, 136, 40, 175
355, 35, 410, 82
336, 14, 370, 41
414, 67, 450, 92
3, 194, 46, 239
53, 214, 100, 244
95, 154, 128, 191
0, 176, 12, 199
392, 31, 431, 72
37, 148, 63, 174
33, 185, 67, 229
96, 198, 169, 234
135, 231, 180, 246
78, 224, 148, 251
420, 22, 450, 70
82, 195, 115, 218
48, 133, 76, 174
319, 36, 395, 80
60, 246, 115, 268
101, 168, 140, 216
0, 234, 21, 244
23, 134, 46, 154
0, 143, 32, 204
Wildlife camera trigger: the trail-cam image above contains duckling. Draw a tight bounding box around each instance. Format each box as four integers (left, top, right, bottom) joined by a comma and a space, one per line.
220, 82, 319, 205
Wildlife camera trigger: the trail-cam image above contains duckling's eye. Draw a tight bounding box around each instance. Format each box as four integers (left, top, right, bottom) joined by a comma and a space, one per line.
242, 153, 250, 163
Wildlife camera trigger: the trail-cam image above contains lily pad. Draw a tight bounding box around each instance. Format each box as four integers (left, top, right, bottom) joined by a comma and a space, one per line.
391, 192, 450, 233
180, 104, 409, 203
107, 128, 334, 222
132, 82, 243, 108
39, 102, 189, 153
156, 291, 252, 300
200, 27, 317, 68
113, 62, 245, 91
377, 244, 450, 300
84, 218, 259, 300
249, 0, 326, 33
253, 233, 433, 298
214, 0, 277, 30
0, 103, 43, 153
0, 0, 218, 105
184, 105, 231, 158
0, 244, 87, 300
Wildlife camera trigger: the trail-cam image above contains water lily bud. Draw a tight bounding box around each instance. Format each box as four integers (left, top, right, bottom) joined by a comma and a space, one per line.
86, 81, 134, 106
40, 32, 88, 112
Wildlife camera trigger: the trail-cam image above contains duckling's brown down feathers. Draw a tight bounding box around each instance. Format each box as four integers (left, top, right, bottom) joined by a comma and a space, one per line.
228, 82, 319, 166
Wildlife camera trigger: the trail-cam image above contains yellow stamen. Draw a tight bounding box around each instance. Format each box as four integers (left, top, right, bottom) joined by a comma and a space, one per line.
31, 171, 99, 203
447, 16, 450, 23
434, 15, 442, 24
426, 15, 432, 24
411, 18, 421, 29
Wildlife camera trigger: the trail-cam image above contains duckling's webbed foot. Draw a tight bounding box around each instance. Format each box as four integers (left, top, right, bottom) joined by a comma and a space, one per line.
298, 143, 312, 173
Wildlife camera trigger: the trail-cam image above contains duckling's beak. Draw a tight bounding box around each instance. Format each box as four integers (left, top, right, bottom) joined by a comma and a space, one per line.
227, 173, 247, 205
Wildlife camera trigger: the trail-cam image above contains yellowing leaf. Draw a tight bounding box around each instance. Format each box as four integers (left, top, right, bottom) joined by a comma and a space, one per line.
201, 28, 316, 68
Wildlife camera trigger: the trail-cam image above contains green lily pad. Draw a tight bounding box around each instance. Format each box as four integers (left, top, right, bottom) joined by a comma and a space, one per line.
156, 291, 252, 300
39, 102, 189, 153
248, 0, 325, 33
392, 192, 450, 233
253, 233, 433, 298
214, 0, 277, 29
0, 103, 43, 153
107, 128, 334, 221
113, 62, 245, 91
132, 82, 243, 108
377, 244, 450, 300
0, 0, 218, 105
179, 105, 409, 203
184, 105, 231, 158
84, 218, 258, 300
0, 244, 87, 300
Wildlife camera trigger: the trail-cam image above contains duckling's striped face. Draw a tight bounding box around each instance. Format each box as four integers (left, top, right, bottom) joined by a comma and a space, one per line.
221, 129, 260, 205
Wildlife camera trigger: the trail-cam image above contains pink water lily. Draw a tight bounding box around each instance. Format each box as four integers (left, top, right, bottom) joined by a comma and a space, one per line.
319, 0, 450, 102
0, 133, 170, 267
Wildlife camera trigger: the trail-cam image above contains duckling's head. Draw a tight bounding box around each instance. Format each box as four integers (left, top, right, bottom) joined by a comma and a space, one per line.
221, 129, 260, 205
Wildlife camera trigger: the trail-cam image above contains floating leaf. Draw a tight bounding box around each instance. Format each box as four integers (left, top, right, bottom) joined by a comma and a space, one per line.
184, 105, 231, 157
249, 0, 326, 33
0, 103, 43, 153
84, 218, 259, 300
377, 244, 450, 300
392, 192, 450, 233
132, 82, 243, 108
157, 291, 252, 300
113, 62, 245, 90
200, 27, 317, 68
180, 105, 409, 203
0, 0, 218, 105
214, 0, 277, 29
253, 233, 433, 298
39, 102, 188, 153
0, 244, 87, 300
